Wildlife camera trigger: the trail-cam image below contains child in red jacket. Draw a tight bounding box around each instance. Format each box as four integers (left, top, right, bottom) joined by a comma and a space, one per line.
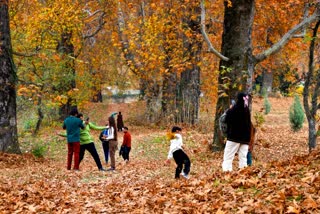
120, 126, 131, 162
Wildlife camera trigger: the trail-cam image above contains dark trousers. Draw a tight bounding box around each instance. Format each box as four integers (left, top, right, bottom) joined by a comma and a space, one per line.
67, 142, 80, 170
79, 142, 103, 170
173, 149, 191, 179
102, 141, 109, 163
121, 146, 131, 161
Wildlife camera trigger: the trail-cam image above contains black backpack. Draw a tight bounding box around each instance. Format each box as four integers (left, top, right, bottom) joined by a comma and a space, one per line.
219, 110, 228, 137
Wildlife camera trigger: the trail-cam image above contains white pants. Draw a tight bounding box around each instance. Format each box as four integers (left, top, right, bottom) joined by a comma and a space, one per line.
222, 140, 248, 172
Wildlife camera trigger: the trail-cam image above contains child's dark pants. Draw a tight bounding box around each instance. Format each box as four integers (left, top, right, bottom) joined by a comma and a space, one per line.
173, 149, 191, 179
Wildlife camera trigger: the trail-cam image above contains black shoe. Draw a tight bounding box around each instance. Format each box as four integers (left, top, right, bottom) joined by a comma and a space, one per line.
99, 168, 106, 171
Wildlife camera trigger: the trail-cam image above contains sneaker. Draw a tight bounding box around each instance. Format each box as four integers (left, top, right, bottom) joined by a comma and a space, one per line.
99, 168, 106, 172
107, 167, 115, 171
181, 172, 189, 179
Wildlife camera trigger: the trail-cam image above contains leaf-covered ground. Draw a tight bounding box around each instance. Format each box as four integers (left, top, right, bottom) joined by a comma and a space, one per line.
1, 97, 319, 213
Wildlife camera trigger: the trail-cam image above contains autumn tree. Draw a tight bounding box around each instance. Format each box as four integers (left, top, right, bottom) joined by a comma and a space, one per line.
10, 0, 109, 123
201, 0, 320, 150
0, 0, 20, 153
116, 1, 206, 124
303, 19, 320, 152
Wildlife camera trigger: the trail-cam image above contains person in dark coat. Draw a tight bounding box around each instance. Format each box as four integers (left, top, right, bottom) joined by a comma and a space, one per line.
222, 92, 252, 172
117, 112, 124, 132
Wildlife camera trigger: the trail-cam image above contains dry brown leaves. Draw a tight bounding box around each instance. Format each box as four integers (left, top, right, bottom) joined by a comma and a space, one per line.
0, 97, 319, 213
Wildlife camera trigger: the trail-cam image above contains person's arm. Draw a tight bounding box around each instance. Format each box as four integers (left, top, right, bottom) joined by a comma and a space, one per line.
56, 131, 67, 137
79, 119, 85, 129
88, 122, 106, 131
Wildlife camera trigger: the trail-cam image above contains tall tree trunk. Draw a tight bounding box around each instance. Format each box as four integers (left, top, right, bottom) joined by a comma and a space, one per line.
0, 0, 21, 153
303, 20, 320, 152
177, 4, 202, 125
56, 32, 77, 119
33, 93, 44, 135
212, 0, 255, 151
162, 69, 178, 124
261, 68, 273, 95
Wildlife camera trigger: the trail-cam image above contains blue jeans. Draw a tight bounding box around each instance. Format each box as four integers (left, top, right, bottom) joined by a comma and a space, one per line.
102, 141, 109, 163
247, 151, 252, 166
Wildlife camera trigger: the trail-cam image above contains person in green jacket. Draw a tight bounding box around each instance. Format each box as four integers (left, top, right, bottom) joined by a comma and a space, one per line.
77, 113, 107, 171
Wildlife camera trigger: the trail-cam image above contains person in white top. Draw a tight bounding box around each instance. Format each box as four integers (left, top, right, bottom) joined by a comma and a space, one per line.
166, 126, 191, 179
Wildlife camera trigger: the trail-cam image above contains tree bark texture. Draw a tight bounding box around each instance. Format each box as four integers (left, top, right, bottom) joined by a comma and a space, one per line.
0, 0, 21, 153
303, 20, 320, 152
56, 32, 77, 119
177, 4, 202, 125
212, 0, 255, 151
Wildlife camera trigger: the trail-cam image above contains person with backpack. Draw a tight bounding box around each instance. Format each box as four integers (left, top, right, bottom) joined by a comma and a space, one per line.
99, 126, 110, 164
222, 92, 252, 172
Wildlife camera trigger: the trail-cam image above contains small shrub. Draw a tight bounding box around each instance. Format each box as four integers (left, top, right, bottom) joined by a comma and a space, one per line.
23, 119, 35, 132
254, 112, 265, 128
289, 95, 305, 132
31, 143, 47, 158
263, 95, 271, 115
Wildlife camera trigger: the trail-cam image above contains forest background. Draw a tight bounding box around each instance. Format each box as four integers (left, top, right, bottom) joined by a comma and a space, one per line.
0, 0, 320, 213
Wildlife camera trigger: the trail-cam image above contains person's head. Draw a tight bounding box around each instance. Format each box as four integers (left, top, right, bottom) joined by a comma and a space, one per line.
123, 126, 128, 132
69, 108, 79, 116
119, 111, 122, 115
171, 126, 182, 133
108, 116, 116, 128
236, 92, 249, 108
77, 113, 84, 119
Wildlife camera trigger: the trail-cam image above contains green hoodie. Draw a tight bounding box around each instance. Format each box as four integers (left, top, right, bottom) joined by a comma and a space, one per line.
79, 122, 106, 145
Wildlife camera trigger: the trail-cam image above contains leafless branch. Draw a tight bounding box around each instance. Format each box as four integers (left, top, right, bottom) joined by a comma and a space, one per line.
255, 5, 320, 63
200, 0, 229, 61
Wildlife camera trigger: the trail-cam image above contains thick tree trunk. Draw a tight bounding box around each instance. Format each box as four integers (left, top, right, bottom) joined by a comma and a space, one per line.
162, 71, 178, 123
56, 32, 77, 119
145, 80, 162, 123
0, 0, 21, 153
212, 0, 255, 151
177, 4, 202, 125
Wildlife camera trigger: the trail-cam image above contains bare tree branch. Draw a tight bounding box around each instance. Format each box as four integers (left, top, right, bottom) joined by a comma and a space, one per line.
255, 5, 320, 63
293, 3, 310, 38
200, 0, 229, 61
83, 11, 106, 39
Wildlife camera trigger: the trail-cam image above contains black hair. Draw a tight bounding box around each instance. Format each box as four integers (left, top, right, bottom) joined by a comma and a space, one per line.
77, 113, 83, 118
123, 126, 128, 130
69, 108, 79, 116
171, 126, 182, 133
234, 92, 249, 109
